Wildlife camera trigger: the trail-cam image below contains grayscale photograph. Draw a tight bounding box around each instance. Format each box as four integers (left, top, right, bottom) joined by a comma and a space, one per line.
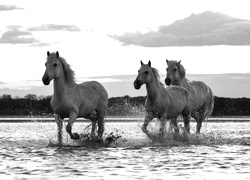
0, 0, 250, 179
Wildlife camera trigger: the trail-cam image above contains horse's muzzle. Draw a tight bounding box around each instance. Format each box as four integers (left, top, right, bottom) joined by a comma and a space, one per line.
134, 80, 142, 90
165, 78, 171, 86
42, 76, 50, 85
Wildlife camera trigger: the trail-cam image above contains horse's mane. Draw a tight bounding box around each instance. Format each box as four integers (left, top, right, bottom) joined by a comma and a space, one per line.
59, 57, 76, 85
176, 61, 186, 80
151, 67, 164, 86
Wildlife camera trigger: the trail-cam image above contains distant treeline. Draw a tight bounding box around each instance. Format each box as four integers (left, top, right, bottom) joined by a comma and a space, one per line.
0, 94, 250, 117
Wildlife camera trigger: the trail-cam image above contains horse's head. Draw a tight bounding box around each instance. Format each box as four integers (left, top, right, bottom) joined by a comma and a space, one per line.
134, 60, 153, 90
165, 59, 186, 86
42, 51, 63, 85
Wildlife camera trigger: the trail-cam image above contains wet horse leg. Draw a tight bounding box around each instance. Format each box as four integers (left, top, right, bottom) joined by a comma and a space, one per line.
192, 112, 203, 134
159, 117, 167, 137
141, 114, 153, 136
90, 120, 97, 138
170, 118, 179, 133
192, 107, 206, 134
183, 114, 191, 133
66, 112, 80, 140
97, 107, 105, 139
55, 114, 63, 144
197, 109, 207, 134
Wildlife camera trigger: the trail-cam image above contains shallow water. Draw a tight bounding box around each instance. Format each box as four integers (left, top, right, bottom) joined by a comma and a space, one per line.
1, 120, 250, 179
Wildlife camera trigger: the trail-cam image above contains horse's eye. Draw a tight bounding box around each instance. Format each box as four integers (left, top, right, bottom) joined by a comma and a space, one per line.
173, 68, 177, 72
53, 63, 57, 67
145, 71, 149, 74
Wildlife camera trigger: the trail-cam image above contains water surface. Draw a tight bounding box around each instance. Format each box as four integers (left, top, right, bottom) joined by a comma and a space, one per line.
1, 120, 250, 179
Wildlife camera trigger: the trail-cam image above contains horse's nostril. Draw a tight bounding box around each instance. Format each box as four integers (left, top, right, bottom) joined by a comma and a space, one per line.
42, 76, 50, 85
165, 78, 171, 86
134, 80, 141, 89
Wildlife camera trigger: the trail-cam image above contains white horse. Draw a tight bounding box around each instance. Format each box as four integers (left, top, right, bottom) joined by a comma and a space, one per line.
42, 51, 108, 142
165, 60, 214, 134
134, 60, 192, 138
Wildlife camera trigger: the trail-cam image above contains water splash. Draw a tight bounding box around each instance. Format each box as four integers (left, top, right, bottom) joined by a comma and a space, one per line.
44, 117, 250, 148
46, 120, 128, 148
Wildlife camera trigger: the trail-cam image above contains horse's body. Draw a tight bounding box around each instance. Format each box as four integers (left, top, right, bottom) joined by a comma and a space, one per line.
134, 61, 191, 138
42, 51, 108, 141
165, 60, 214, 134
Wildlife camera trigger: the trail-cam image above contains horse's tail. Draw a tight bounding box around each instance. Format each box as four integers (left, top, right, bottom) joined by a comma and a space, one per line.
204, 89, 214, 120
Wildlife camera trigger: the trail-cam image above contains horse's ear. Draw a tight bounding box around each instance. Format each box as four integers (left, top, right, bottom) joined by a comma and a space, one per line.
56, 51, 59, 58
47, 51, 50, 57
140, 60, 144, 66
166, 59, 169, 65
178, 60, 181, 64
148, 60, 151, 67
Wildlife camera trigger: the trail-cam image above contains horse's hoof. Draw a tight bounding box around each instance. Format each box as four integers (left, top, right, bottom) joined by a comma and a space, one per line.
72, 133, 80, 140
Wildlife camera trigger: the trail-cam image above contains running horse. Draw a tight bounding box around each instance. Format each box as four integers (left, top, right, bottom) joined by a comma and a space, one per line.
42, 51, 108, 143
134, 61, 192, 138
165, 60, 214, 134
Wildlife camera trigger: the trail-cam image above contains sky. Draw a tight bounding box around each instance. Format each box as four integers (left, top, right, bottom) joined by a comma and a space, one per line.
1, 0, 250, 94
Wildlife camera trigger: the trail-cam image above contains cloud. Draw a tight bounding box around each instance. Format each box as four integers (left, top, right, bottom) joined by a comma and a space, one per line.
110, 11, 250, 47
0, 27, 37, 44
29, 42, 51, 47
29, 24, 81, 32
0, 5, 23, 12
0, 26, 50, 46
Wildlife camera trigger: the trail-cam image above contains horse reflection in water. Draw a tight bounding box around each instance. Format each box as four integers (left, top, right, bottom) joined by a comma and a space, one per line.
42, 51, 108, 143
165, 60, 214, 134
134, 61, 192, 139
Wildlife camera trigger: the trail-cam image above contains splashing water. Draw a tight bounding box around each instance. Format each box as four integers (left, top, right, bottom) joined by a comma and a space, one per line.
44, 117, 250, 149
46, 119, 128, 148
2, 119, 250, 179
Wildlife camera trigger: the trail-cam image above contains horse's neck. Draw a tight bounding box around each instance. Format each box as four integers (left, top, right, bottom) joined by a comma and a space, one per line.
175, 78, 191, 91
146, 78, 162, 100
53, 75, 75, 98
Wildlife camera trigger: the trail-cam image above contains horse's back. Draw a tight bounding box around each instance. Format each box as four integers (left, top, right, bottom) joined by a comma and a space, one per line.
167, 86, 191, 101
78, 81, 108, 103
190, 81, 211, 95
189, 80, 213, 108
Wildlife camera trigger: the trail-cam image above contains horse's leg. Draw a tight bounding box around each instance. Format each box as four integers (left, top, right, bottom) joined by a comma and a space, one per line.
90, 120, 97, 138
170, 118, 179, 133
95, 106, 106, 139
55, 114, 63, 145
159, 117, 167, 137
196, 120, 202, 134
197, 108, 208, 134
66, 112, 80, 140
193, 113, 203, 134
182, 114, 191, 133
191, 111, 200, 134
141, 114, 153, 136
193, 105, 208, 134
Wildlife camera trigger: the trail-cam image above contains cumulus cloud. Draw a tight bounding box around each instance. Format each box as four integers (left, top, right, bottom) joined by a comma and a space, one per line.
110, 11, 250, 47
0, 26, 50, 46
29, 24, 81, 32
0, 5, 23, 12
0, 27, 37, 44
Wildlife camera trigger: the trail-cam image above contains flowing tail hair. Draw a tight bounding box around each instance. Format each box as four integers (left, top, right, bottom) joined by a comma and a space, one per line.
204, 90, 214, 120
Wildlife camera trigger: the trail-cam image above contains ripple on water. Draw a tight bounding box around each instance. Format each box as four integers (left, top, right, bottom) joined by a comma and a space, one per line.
1, 121, 250, 179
